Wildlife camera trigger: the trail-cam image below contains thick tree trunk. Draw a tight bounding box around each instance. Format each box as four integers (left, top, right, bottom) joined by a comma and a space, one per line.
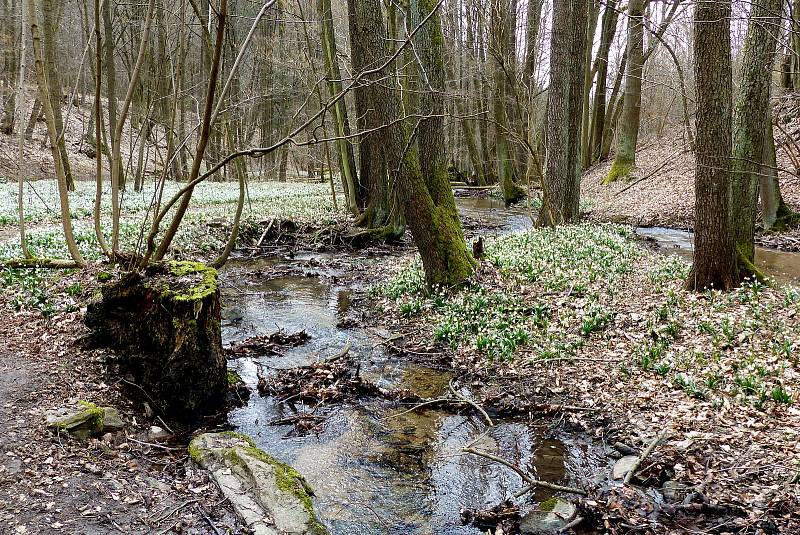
605, 0, 643, 184
348, 0, 475, 285
687, 0, 739, 291
348, 0, 404, 235
731, 0, 780, 278
539, 0, 588, 226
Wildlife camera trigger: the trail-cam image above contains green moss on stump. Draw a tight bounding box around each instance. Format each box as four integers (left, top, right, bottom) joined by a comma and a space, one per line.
96, 271, 113, 282
603, 158, 634, 185
165, 261, 218, 302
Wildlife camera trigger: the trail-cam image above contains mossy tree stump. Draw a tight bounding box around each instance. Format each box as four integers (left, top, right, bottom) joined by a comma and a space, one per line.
85, 261, 227, 422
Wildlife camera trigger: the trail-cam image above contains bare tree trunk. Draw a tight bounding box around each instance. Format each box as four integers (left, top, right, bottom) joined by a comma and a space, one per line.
539, 0, 588, 226
15, 0, 30, 258
687, 0, 738, 291
318, 0, 359, 213
605, 0, 644, 183
490, 0, 524, 205
348, 0, 404, 234
589, 0, 618, 164
27, 0, 85, 265
41, 0, 74, 191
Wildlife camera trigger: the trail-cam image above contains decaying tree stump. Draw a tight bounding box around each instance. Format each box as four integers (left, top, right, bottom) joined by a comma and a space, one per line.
85, 261, 227, 422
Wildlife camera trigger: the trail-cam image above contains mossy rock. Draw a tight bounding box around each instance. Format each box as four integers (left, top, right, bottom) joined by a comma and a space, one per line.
45, 401, 106, 440
189, 432, 328, 535
85, 262, 227, 423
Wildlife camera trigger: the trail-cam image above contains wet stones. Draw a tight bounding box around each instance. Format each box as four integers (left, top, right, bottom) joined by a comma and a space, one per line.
611, 455, 640, 480
189, 432, 328, 535
85, 261, 227, 423
519, 498, 577, 534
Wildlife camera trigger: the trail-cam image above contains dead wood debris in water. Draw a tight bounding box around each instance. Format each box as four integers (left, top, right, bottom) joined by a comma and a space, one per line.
226, 329, 310, 358
262, 344, 422, 404
460, 501, 520, 534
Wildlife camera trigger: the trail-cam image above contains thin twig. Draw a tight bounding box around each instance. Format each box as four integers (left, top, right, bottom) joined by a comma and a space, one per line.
624, 430, 670, 484
463, 447, 587, 496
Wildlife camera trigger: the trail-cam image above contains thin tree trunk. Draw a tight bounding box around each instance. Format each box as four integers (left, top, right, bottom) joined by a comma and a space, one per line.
491, 0, 524, 205
41, 0, 74, 191
589, 0, 618, 164
317, 0, 359, 214
27, 0, 85, 265
605, 0, 644, 183
15, 0, 30, 258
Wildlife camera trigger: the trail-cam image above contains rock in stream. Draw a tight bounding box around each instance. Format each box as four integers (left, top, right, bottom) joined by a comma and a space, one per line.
189, 432, 328, 535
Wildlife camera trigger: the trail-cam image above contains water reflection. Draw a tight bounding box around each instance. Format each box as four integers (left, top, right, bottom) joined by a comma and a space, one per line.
219, 265, 597, 534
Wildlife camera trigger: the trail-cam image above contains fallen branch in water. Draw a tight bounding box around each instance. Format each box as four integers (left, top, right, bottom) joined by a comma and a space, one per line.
463, 447, 588, 496
623, 429, 670, 484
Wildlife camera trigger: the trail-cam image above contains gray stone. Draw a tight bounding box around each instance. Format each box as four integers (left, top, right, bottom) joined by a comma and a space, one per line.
148, 426, 170, 441
611, 455, 639, 480
661, 480, 690, 502
520, 498, 577, 534
45, 403, 104, 440
101, 407, 124, 432
189, 432, 328, 535
3, 458, 22, 475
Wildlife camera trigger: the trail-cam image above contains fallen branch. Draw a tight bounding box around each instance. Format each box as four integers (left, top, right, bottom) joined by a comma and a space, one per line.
624, 430, 670, 484
558, 515, 584, 533
3, 258, 82, 269
463, 447, 587, 496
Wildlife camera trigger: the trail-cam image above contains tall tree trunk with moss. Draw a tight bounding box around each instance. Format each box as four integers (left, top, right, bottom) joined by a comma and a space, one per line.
731, 0, 780, 278
539, 0, 587, 226
349, 0, 474, 284
348, 0, 404, 236
490, 0, 524, 205
1, 0, 18, 135
40, 0, 74, 191
318, 0, 359, 214
589, 0, 618, 164
605, 0, 643, 184
687, 0, 738, 291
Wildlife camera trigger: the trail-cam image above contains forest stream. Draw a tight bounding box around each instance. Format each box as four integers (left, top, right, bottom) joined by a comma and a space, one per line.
216, 200, 800, 534
218, 197, 600, 534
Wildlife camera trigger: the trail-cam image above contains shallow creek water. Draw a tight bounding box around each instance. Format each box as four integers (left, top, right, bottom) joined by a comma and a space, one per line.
635, 227, 800, 285
219, 198, 601, 534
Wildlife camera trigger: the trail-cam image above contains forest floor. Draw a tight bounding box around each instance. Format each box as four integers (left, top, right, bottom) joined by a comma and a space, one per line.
0, 265, 247, 534
376, 224, 800, 533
